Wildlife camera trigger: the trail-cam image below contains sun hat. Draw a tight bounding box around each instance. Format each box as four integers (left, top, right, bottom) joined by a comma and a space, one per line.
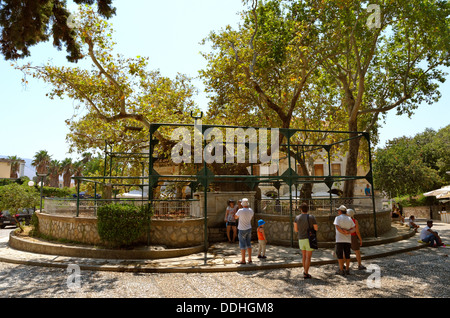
347, 209, 355, 217
241, 198, 249, 206
336, 205, 347, 212
258, 219, 265, 226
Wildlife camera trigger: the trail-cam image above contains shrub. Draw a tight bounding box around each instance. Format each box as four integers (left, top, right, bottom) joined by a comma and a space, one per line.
395, 194, 439, 207
97, 203, 152, 247
41, 187, 75, 198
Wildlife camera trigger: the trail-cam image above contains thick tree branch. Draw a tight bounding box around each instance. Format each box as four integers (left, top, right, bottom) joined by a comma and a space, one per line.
85, 36, 126, 114
358, 94, 411, 115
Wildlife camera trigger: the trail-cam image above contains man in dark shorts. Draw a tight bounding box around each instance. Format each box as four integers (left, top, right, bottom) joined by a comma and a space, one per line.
333, 205, 356, 276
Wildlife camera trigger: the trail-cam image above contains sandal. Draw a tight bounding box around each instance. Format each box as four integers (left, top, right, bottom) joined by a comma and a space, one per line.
303, 273, 312, 279
236, 261, 246, 265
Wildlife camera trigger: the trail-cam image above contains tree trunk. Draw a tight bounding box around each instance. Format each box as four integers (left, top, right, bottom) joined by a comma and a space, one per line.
297, 155, 313, 199
14, 216, 24, 233
50, 175, 60, 188
63, 174, 72, 188
343, 119, 361, 199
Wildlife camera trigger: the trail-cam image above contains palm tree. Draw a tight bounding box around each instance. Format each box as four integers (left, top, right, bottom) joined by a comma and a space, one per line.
31, 150, 51, 175
32, 150, 51, 185
61, 158, 73, 188
7, 155, 22, 179
72, 161, 85, 187
48, 160, 62, 188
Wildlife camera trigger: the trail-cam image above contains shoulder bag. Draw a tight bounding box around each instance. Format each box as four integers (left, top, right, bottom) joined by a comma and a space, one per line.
307, 214, 318, 250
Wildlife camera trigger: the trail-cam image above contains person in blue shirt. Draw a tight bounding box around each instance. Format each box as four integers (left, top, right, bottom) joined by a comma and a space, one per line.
364, 184, 371, 196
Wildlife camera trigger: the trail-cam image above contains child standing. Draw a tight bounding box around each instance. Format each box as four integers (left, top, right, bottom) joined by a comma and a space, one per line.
257, 219, 267, 259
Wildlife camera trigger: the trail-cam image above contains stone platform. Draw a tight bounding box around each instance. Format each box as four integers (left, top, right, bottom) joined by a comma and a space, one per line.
0, 221, 440, 273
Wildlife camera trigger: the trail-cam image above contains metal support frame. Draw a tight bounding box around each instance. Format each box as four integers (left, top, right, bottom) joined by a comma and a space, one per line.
72, 120, 378, 262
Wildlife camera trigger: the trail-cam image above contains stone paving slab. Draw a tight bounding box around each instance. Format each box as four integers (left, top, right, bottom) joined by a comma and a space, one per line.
0, 222, 445, 273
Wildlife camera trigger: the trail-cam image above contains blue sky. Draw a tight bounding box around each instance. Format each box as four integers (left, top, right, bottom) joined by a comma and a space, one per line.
0, 0, 448, 162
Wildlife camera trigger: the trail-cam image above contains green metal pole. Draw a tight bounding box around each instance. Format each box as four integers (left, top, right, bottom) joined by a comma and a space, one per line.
109, 154, 113, 179
147, 128, 154, 247
287, 132, 294, 248
203, 134, 208, 265
103, 141, 108, 184
94, 183, 97, 216
203, 178, 208, 265
365, 133, 378, 238
327, 147, 333, 215
76, 181, 80, 217
142, 162, 145, 199
39, 176, 44, 213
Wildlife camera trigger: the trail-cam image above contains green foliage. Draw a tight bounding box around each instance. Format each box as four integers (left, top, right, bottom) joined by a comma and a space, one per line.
0, 179, 16, 187
201, 0, 450, 198
374, 125, 450, 197
16, 5, 199, 160
0, 0, 115, 61
97, 203, 152, 247
0, 183, 40, 215
41, 186, 75, 198
395, 194, 438, 208
30, 212, 40, 237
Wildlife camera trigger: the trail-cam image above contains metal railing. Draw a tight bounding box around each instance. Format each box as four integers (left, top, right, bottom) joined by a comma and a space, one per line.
256, 196, 376, 216
43, 197, 199, 219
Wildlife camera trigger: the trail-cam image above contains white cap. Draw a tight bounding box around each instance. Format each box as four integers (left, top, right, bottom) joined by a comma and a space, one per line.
241, 198, 249, 206
336, 205, 347, 212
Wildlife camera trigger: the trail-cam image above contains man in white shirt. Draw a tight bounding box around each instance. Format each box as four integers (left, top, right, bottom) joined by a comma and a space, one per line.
420, 220, 443, 247
235, 198, 254, 264
333, 205, 356, 275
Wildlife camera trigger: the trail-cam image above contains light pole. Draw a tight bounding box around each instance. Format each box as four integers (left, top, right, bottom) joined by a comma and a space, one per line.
36, 173, 48, 212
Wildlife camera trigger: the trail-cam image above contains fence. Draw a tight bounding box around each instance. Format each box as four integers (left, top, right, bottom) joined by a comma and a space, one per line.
256, 196, 378, 216
44, 197, 199, 219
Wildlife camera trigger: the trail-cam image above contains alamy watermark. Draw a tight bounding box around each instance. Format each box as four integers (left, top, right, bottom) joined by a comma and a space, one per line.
66, 264, 81, 290
67, 13, 82, 29
366, 264, 381, 288
367, 4, 381, 29
170, 119, 280, 174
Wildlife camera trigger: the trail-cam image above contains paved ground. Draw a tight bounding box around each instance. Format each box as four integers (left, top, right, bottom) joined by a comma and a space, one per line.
0, 221, 448, 298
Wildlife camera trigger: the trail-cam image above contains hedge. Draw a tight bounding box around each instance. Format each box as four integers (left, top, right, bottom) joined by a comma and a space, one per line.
97, 203, 152, 247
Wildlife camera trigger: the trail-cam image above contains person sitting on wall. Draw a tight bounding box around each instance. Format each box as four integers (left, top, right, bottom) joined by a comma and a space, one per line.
391, 205, 405, 223
420, 220, 445, 247
364, 184, 372, 196
408, 215, 420, 233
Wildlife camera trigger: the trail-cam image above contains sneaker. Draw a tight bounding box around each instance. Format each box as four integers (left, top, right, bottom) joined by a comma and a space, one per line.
257, 255, 262, 258
358, 265, 367, 270
261, 255, 267, 259
335, 269, 345, 276
345, 269, 351, 275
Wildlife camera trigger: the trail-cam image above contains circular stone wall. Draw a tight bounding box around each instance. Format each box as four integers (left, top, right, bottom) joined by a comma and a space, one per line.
261, 210, 391, 247
35, 212, 204, 248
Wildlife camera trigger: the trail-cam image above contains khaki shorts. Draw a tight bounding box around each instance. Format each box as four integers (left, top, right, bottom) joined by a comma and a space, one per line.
351, 235, 360, 251
298, 239, 315, 252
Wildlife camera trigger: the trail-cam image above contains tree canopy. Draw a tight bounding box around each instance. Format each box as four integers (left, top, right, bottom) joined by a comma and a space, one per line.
17, 6, 199, 159
373, 125, 450, 197
201, 0, 450, 197
9, 1, 450, 197
0, 0, 115, 61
